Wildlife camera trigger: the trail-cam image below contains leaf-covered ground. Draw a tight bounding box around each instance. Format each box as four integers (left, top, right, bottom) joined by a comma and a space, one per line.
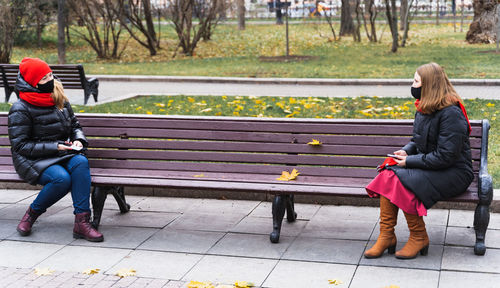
11, 23, 500, 78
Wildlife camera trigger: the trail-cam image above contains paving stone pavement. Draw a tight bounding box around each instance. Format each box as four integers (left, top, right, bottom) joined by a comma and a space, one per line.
0, 188, 499, 288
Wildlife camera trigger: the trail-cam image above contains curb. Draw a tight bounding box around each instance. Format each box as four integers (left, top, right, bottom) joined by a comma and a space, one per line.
90, 75, 500, 86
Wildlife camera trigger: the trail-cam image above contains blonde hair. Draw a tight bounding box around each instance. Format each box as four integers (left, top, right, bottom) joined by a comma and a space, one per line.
416, 62, 463, 114
51, 80, 69, 109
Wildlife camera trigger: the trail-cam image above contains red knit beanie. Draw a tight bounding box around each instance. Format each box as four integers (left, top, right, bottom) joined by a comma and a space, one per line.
19, 58, 52, 87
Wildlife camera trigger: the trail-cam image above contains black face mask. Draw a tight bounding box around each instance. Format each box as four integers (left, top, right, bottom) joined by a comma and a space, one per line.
411, 86, 421, 100
37, 79, 54, 93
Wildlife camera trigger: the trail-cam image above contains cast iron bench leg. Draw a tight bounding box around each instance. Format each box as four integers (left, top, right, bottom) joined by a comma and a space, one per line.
271, 194, 297, 243
91, 186, 130, 229
91, 186, 107, 229
473, 203, 490, 255
286, 194, 297, 222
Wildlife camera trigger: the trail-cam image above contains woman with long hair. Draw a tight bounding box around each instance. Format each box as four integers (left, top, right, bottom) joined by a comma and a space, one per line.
364, 62, 473, 259
9, 57, 103, 242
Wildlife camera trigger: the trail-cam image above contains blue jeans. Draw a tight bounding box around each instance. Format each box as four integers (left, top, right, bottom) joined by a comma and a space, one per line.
31, 154, 91, 214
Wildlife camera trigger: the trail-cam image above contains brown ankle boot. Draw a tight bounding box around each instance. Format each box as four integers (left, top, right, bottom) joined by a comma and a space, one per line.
364, 196, 398, 259
73, 212, 104, 242
395, 211, 429, 259
17, 207, 42, 236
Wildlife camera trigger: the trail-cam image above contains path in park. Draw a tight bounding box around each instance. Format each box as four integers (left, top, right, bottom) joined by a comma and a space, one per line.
35, 76, 500, 106
0, 189, 499, 288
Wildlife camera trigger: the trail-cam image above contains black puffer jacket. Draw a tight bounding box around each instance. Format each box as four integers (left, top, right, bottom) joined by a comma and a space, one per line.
8, 76, 87, 185
388, 104, 474, 209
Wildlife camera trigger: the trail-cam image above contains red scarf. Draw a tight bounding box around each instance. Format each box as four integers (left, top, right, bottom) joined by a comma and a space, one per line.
414, 99, 471, 135
19, 91, 55, 107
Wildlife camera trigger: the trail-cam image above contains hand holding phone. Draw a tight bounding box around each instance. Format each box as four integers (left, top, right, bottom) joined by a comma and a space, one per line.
70, 144, 83, 151
387, 154, 400, 158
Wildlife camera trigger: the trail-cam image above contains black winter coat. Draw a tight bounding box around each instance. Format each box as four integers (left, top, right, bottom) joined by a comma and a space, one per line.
8, 97, 88, 185
388, 104, 474, 209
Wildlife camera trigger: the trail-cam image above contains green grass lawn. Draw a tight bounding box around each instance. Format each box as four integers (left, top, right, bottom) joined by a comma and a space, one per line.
11, 23, 500, 79
3, 95, 494, 187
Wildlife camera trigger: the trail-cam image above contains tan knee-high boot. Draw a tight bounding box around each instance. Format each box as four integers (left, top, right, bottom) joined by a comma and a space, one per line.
395, 211, 429, 259
364, 196, 398, 258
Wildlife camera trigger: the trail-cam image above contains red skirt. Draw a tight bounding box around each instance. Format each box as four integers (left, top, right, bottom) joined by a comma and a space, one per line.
366, 169, 427, 216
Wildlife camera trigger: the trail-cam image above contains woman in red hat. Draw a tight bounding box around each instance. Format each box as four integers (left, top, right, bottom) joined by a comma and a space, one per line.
8, 57, 103, 242
364, 62, 473, 259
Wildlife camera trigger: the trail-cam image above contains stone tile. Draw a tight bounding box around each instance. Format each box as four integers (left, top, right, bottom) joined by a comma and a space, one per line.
263, 260, 356, 288
37, 207, 76, 225
98, 210, 180, 228
282, 237, 365, 264
248, 201, 321, 220
0, 241, 63, 268
167, 213, 246, 232
448, 210, 500, 230
313, 205, 380, 222
183, 255, 277, 286
182, 198, 259, 216
0, 220, 17, 240
137, 228, 225, 254
72, 226, 158, 249
107, 250, 202, 280
300, 219, 376, 240
370, 224, 446, 245
0, 190, 38, 204
0, 204, 66, 221
350, 265, 439, 288
230, 216, 307, 237
37, 245, 131, 272
102, 195, 146, 211
439, 271, 500, 288
442, 246, 500, 273
133, 197, 205, 213
360, 242, 443, 270
421, 209, 449, 226
0, 204, 7, 210
17, 193, 74, 207
446, 226, 500, 249
208, 233, 292, 259
7, 224, 75, 245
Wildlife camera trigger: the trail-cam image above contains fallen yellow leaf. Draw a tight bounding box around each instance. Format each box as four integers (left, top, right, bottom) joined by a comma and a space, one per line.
328, 279, 343, 285
307, 139, 323, 146
383, 286, 400, 288
194, 174, 205, 178
115, 268, 136, 278
34, 267, 54, 276
82, 268, 100, 275
276, 168, 300, 181
187, 281, 215, 288
234, 281, 254, 287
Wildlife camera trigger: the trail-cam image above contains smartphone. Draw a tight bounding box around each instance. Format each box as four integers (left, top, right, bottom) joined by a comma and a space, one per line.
387, 154, 400, 158
70, 145, 83, 151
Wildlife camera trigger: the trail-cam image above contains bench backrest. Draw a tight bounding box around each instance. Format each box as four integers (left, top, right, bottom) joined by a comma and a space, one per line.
0, 113, 487, 200
0, 64, 87, 90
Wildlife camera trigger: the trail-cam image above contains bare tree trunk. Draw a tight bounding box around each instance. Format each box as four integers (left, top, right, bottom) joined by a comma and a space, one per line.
353, 0, 362, 41
400, 0, 408, 30
58, 0, 66, 64
363, 0, 378, 41
36, 0, 43, 48
401, 0, 415, 47
238, 0, 245, 30
436, 0, 440, 25
385, 0, 399, 52
460, 0, 464, 32
466, 0, 498, 43
340, 0, 354, 35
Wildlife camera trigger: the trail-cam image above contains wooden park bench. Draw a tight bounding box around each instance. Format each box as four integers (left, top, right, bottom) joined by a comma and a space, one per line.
0, 64, 98, 105
0, 113, 493, 255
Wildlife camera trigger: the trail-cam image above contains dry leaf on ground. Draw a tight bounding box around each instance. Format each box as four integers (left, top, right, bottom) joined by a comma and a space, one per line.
34, 268, 55, 276
187, 281, 215, 288
82, 268, 100, 275
234, 281, 254, 287
115, 268, 136, 278
328, 279, 343, 285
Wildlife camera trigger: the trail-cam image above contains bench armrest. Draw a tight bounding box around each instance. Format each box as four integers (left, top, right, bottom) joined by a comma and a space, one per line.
478, 119, 493, 204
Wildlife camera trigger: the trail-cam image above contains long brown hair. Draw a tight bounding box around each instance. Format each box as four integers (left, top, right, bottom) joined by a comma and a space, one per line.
51, 80, 69, 109
416, 62, 462, 114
